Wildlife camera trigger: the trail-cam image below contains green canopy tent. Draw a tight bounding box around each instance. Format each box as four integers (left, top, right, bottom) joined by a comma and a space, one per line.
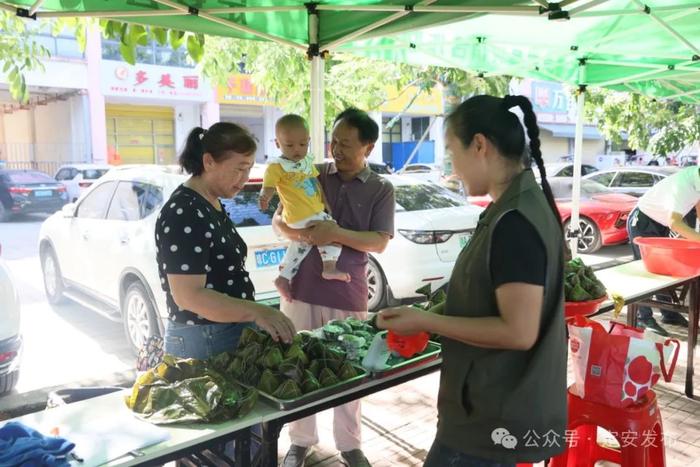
2, 1, 698, 254
341, 1, 700, 253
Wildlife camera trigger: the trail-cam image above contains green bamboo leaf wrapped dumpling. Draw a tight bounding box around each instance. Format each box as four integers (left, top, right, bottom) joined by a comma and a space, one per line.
272, 379, 303, 399
284, 344, 309, 366
302, 370, 321, 394
338, 362, 359, 381
239, 327, 263, 347
319, 367, 340, 387
257, 369, 281, 394
227, 357, 246, 378
242, 366, 261, 387
308, 359, 322, 378
262, 347, 284, 370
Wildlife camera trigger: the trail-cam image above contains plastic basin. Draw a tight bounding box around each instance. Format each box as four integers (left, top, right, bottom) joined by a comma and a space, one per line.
565, 296, 607, 319
634, 237, 700, 277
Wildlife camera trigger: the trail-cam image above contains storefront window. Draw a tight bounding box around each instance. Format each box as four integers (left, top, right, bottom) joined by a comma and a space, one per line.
102, 39, 193, 68
107, 115, 175, 165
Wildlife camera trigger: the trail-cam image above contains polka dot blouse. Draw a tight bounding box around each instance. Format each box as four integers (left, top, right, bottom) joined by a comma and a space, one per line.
155, 185, 255, 325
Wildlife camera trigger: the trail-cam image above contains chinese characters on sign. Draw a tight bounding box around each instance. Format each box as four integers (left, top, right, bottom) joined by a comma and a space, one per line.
103, 61, 211, 101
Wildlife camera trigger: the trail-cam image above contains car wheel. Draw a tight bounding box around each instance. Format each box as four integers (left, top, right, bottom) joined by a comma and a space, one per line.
122, 281, 161, 355
0, 370, 19, 395
366, 257, 387, 312
41, 246, 65, 304
564, 217, 602, 254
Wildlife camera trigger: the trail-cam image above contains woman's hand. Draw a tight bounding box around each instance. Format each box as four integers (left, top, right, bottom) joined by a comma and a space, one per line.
304, 220, 339, 246
376, 306, 431, 335
254, 307, 296, 343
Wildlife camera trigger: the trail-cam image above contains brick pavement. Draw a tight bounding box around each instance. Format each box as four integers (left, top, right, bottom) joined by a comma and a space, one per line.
277, 309, 699, 467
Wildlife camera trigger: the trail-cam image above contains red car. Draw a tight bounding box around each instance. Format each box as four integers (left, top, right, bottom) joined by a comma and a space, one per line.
468, 177, 637, 253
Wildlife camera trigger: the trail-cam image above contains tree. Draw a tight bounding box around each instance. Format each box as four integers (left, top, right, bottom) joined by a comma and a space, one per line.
584, 88, 700, 157
0, 11, 50, 102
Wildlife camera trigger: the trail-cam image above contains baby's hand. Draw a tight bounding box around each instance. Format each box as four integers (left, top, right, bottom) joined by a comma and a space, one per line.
259, 196, 270, 211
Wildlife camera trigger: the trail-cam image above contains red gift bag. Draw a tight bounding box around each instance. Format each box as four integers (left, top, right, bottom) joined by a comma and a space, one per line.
568, 316, 679, 407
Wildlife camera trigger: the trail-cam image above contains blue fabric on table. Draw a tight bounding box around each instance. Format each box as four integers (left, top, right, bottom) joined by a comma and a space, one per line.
0, 421, 75, 467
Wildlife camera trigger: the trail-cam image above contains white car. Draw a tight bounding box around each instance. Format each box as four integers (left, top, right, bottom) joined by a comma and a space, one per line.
0, 243, 22, 396
583, 166, 679, 197
544, 162, 599, 178
54, 164, 112, 203
398, 163, 443, 183
367, 174, 482, 310
38, 166, 481, 352
39, 164, 285, 353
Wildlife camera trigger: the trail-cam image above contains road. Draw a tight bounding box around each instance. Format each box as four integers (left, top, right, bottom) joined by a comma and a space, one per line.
0, 214, 633, 409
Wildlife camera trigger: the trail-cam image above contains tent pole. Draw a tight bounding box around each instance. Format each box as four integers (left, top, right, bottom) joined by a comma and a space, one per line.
569, 84, 586, 257
631, 0, 700, 55
308, 5, 325, 163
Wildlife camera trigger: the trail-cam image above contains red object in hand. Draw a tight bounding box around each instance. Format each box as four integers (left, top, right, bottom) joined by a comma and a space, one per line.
386, 330, 429, 358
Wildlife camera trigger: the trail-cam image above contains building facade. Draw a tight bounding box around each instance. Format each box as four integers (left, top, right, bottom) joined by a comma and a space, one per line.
0, 27, 608, 176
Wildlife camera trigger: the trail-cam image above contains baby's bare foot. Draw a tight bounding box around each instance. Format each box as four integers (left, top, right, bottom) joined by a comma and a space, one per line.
322, 269, 351, 282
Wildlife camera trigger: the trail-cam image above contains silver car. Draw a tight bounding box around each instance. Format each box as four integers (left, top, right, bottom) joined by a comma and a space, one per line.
583, 166, 679, 197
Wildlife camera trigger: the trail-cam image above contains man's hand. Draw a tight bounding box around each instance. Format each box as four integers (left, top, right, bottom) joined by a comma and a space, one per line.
305, 220, 339, 246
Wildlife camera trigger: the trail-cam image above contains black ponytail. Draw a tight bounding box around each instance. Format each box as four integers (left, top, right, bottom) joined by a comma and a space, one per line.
447, 94, 562, 229
178, 122, 257, 176
505, 95, 563, 229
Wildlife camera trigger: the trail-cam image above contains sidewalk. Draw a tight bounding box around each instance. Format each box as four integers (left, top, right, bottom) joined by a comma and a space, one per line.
280, 308, 698, 466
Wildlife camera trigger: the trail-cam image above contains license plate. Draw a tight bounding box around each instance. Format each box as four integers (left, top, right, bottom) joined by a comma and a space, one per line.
34, 190, 52, 197
459, 234, 471, 249
255, 247, 287, 268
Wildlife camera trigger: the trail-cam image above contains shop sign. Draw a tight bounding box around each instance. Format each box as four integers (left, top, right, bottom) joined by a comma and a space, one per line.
102, 60, 213, 102
380, 85, 444, 115
216, 74, 273, 106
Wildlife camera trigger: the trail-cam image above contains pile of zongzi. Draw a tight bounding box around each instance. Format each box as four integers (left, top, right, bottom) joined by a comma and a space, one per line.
564, 257, 607, 302
216, 328, 363, 400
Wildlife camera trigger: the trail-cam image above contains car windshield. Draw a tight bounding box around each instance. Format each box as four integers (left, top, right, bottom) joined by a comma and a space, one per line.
550, 179, 612, 199
369, 163, 391, 174
221, 184, 280, 227
7, 171, 54, 184
82, 169, 109, 180
394, 183, 466, 212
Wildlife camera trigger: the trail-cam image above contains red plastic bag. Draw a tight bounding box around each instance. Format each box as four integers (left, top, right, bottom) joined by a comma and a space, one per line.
568, 316, 679, 407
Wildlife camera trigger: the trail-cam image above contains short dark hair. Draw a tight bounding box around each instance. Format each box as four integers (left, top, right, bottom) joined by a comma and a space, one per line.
334, 107, 379, 144
275, 114, 308, 132
179, 122, 257, 176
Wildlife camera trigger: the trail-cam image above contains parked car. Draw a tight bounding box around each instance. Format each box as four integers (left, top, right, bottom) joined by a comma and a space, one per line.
368, 161, 392, 174
544, 162, 599, 178
583, 166, 679, 197
0, 169, 69, 221
38, 164, 286, 353
469, 178, 637, 253
679, 155, 698, 167
54, 164, 111, 202
0, 243, 22, 395
39, 166, 482, 351
398, 163, 442, 183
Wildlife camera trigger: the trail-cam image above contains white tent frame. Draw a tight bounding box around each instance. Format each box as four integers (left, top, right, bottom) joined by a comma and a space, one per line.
3, 0, 699, 256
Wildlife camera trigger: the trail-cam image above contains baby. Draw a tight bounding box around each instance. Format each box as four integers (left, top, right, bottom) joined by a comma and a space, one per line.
259, 114, 350, 302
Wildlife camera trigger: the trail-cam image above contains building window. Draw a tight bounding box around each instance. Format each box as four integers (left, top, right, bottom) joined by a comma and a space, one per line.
101, 39, 193, 68
30, 34, 83, 59
411, 117, 431, 141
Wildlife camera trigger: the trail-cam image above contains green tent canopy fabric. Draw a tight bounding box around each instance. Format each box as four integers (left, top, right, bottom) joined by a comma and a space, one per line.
4, 1, 697, 101
342, 1, 700, 103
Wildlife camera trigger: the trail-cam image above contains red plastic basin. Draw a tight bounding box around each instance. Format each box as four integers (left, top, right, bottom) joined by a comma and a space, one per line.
565, 296, 607, 318
634, 237, 700, 277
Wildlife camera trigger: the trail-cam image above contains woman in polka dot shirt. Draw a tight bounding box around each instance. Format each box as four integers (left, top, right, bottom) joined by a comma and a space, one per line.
155, 122, 296, 360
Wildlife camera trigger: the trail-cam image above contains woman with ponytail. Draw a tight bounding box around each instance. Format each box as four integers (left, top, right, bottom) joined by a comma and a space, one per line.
155, 122, 296, 361
378, 95, 566, 466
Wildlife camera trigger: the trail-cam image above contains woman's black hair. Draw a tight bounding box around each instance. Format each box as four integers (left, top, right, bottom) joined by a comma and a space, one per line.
446, 94, 562, 228
179, 122, 257, 176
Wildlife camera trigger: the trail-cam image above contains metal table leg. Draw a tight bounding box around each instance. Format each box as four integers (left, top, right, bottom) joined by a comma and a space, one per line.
686, 279, 699, 399
258, 420, 283, 467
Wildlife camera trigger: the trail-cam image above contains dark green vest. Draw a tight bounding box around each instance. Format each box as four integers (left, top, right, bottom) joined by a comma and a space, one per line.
436, 169, 567, 463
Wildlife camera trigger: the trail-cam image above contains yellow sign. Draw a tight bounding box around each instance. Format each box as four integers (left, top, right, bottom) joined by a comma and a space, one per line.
379, 85, 444, 115
216, 74, 273, 106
